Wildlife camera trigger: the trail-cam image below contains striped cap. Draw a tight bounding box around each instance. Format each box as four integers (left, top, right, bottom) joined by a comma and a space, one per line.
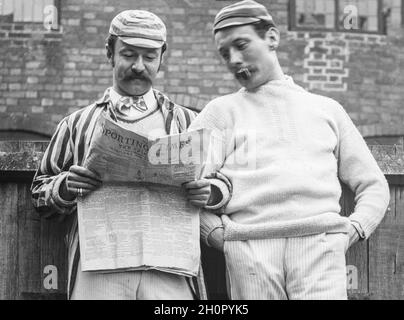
213, 0, 274, 33
109, 10, 166, 48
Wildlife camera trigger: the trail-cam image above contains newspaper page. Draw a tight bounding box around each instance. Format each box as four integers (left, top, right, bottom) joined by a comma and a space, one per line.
77, 112, 218, 276
84, 112, 213, 186
77, 182, 200, 276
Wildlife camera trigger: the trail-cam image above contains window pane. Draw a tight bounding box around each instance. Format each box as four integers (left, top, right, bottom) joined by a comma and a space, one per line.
339, 0, 379, 32
0, 0, 13, 22
33, 0, 44, 21
13, 0, 23, 21
0, 0, 54, 23
296, 0, 336, 29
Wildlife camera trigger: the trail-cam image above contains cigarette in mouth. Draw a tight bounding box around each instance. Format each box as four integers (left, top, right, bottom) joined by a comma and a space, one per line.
236, 68, 251, 80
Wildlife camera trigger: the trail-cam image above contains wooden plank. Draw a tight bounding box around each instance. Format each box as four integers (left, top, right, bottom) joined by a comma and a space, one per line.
340, 182, 370, 299
40, 214, 68, 296
0, 183, 19, 299
17, 183, 42, 297
16, 182, 67, 299
369, 185, 404, 299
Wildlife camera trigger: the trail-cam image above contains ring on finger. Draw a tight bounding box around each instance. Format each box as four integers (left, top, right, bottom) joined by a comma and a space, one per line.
77, 187, 83, 197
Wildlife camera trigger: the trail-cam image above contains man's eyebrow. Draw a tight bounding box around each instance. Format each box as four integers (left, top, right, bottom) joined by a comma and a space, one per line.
145, 49, 158, 54
119, 47, 134, 52
232, 36, 248, 43
218, 36, 248, 51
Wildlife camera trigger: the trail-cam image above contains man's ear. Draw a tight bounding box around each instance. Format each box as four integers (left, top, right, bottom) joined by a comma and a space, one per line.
106, 44, 115, 67
265, 27, 280, 51
157, 51, 165, 72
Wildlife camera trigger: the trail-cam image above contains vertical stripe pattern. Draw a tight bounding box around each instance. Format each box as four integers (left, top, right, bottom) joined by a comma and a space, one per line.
285, 233, 348, 300
31, 87, 199, 299
224, 233, 348, 300
71, 260, 194, 300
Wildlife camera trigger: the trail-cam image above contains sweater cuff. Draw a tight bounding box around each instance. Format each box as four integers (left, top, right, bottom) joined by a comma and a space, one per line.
51, 172, 77, 210
203, 171, 232, 213
348, 207, 387, 240
204, 178, 230, 211
200, 211, 224, 247
349, 220, 366, 239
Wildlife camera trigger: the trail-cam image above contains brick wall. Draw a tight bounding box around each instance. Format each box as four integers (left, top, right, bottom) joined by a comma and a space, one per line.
0, 0, 403, 137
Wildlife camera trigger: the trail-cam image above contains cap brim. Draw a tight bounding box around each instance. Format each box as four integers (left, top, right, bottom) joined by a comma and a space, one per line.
119, 36, 164, 49
213, 17, 260, 32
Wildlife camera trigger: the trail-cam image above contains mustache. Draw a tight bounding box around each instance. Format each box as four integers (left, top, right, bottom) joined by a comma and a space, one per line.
124, 71, 151, 82
235, 67, 252, 80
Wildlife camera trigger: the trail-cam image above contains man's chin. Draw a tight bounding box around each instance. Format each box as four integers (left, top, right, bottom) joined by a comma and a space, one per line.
235, 76, 255, 90
235, 71, 256, 87
237, 76, 270, 91
119, 83, 151, 96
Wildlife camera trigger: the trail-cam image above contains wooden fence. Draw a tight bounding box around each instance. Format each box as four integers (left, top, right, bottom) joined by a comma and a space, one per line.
0, 140, 403, 299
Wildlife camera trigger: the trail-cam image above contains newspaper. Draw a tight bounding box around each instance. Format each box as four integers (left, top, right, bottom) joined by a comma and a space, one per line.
84, 112, 213, 186
77, 112, 216, 277
77, 183, 200, 276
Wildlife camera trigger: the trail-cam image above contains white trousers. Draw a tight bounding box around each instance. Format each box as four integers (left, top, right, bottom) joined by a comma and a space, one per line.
224, 232, 349, 300
70, 260, 194, 300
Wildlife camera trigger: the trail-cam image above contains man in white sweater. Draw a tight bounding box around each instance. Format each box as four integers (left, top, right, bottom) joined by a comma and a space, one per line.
190, 0, 390, 299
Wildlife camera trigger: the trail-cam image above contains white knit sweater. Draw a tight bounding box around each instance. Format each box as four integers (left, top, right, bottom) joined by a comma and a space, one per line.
190, 76, 390, 243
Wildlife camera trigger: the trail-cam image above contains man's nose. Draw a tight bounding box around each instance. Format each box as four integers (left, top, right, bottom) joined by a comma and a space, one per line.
131, 56, 145, 73
229, 48, 243, 66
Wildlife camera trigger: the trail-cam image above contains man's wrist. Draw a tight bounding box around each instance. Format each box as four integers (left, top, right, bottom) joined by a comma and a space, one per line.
50, 173, 77, 210
59, 176, 76, 202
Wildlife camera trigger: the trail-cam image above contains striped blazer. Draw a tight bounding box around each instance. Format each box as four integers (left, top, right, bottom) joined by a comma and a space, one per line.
31, 87, 209, 299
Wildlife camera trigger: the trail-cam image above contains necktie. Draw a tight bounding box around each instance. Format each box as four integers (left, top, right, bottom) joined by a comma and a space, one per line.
118, 96, 148, 113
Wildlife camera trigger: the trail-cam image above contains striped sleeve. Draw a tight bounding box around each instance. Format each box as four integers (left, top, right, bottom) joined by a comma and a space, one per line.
31, 117, 76, 218
184, 107, 198, 126
170, 106, 198, 134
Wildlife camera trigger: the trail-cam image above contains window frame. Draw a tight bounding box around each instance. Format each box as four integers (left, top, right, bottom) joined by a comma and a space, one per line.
0, 0, 61, 31
402, 0, 404, 26
289, 0, 385, 35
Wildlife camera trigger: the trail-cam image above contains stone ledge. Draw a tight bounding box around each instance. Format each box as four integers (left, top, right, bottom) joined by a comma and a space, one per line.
0, 141, 403, 175
0, 141, 48, 171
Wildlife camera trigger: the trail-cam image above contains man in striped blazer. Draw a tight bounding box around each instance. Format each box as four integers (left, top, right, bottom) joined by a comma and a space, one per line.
31, 10, 230, 300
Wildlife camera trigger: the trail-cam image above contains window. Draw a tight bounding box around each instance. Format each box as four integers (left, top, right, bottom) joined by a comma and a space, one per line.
0, 0, 58, 27
290, 0, 384, 34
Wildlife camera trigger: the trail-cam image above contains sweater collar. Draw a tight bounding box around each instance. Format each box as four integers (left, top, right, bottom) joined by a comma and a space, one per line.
240, 75, 304, 93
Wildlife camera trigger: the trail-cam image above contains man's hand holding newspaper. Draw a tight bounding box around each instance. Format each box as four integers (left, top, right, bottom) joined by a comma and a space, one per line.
76, 112, 218, 277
